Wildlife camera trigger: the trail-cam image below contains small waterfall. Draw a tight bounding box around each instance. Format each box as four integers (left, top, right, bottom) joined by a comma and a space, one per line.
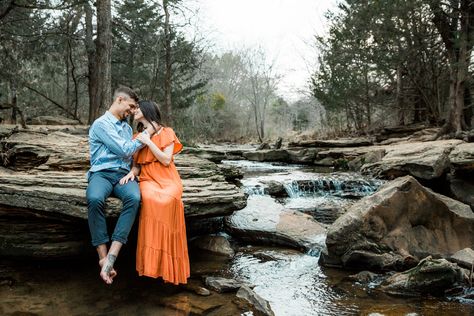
243, 185, 266, 196
283, 177, 382, 198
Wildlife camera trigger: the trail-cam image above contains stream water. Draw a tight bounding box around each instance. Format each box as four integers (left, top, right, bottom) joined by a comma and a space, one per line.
1, 159, 473, 315
222, 160, 474, 315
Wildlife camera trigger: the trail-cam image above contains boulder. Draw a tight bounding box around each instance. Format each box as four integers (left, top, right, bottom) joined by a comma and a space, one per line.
236, 285, 275, 316
345, 271, 380, 284
449, 178, 474, 211
449, 248, 474, 269
190, 235, 235, 257
225, 195, 326, 252
361, 140, 463, 180
259, 180, 287, 197
449, 142, 474, 173
347, 149, 385, 171
205, 277, 252, 293
321, 176, 474, 271
379, 257, 464, 296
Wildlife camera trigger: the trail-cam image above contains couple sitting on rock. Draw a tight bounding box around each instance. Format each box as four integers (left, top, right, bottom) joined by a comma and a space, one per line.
86, 86, 189, 285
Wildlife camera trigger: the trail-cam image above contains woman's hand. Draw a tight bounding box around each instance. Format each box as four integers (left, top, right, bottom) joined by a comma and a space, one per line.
136, 131, 151, 145
119, 171, 135, 185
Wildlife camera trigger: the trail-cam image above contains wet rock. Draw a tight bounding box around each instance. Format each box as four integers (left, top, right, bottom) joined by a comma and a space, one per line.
30, 116, 81, 125
379, 257, 464, 296
225, 196, 326, 252
236, 285, 275, 316
449, 248, 474, 270
181, 280, 211, 296
205, 277, 251, 293
260, 180, 287, 197
190, 235, 235, 257
345, 271, 380, 284
243, 149, 290, 162
362, 140, 463, 180
321, 176, 474, 271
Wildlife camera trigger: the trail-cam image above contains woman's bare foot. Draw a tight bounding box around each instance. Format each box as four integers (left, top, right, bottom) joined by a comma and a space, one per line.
99, 255, 117, 284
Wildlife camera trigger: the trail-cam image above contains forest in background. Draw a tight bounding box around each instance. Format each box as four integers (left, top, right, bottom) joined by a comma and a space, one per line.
0, 0, 473, 143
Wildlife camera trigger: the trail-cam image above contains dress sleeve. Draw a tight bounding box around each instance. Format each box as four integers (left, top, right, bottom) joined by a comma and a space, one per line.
134, 128, 183, 165
160, 128, 183, 155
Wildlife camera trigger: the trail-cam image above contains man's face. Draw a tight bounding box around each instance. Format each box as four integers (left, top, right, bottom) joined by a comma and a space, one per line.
117, 96, 137, 120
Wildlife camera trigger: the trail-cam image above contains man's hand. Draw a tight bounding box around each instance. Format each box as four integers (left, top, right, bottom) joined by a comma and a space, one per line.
119, 171, 135, 185
136, 131, 151, 145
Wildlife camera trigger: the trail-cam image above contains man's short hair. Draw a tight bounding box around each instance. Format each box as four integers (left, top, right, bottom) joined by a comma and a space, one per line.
113, 86, 139, 102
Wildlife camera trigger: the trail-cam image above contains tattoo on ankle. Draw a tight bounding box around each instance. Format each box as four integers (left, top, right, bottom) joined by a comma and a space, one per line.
103, 254, 117, 274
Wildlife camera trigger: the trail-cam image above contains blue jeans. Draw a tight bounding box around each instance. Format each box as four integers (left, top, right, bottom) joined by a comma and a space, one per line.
86, 169, 141, 247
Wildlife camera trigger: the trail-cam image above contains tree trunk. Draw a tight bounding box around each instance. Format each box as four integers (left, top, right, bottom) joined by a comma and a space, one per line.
163, 0, 173, 124
69, 39, 79, 119
65, 36, 70, 110
252, 102, 262, 142
431, 0, 473, 137
84, 1, 97, 124
364, 67, 371, 129
396, 64, 405, 125
10, 81, 17, 124
464, 85, 472, 129
94, 0, 112, 120
9, 81, 27, 129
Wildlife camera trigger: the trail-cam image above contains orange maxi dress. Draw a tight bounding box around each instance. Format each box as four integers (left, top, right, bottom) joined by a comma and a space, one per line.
134, 127, 190, 284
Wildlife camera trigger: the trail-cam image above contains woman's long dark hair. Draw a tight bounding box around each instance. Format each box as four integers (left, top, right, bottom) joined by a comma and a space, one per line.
136, 100, 165, 133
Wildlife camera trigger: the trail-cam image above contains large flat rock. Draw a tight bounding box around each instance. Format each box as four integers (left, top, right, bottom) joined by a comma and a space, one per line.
0, 126, 246, 258
225, 195, 326, 252
361, 140, 463, 180
449, 142, 474, 173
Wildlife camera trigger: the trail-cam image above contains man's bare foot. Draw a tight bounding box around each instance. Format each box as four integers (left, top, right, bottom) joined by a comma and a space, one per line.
99, 255, 117, 285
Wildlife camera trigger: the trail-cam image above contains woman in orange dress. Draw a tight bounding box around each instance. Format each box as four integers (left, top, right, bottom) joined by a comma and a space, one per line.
119, 100, 190, 285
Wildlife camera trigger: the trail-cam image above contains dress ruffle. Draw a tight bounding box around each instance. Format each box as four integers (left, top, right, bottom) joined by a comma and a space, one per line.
136, 212, 190, 284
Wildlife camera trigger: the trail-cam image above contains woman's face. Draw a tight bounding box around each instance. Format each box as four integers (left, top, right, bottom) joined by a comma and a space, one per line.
134, 107, 144, 121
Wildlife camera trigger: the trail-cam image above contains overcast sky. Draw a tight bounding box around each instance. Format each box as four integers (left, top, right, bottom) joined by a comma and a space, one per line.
190, 0, 339, 101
